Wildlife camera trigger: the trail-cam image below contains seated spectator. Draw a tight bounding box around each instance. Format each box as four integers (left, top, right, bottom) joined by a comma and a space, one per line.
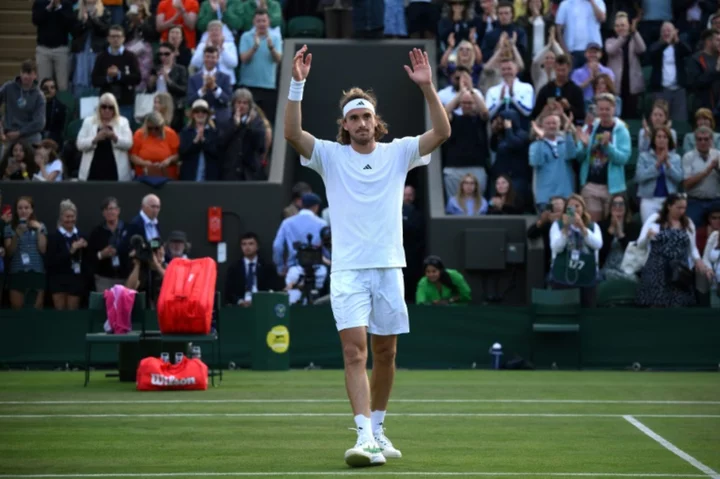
167, 25, 192, 68
486, 57, 534, 129
285, 262, 329, 305
187, 46, 233, 127
438, 0, 476, 49
130, 111, 180, 178
697, 204, 720, 254
124, 0, 158, 44
682, 126, 720, 227
415, 255, 471, 306
71, 0, 111, 96
648, 21, 690, 123
446, 173, 488, 216
32, 139, 64, 182
1, 141, 37, 181
0, 60, 46, 145
179, 99, 221, 181
40, 78, 66, 146
225, 231, 280, 307
87, 197, 128, 292
480, 1, 527, 64
156, 0, 200, 49
529, 112, 575, 211
46, 199, 88, 310
3, 196, 47, 310
473, 0, 497, 42
590, 73, 622, 117
527, 195, 566, 274
91, 25, 142, 119
530, 28, 563, 92
197, 0, 244, 33
576, 93, 631, 223
165, 230, 190, 261
487, 174, 523, 214
517, 0, 554, 77
636, 194, 711, 307
478, 33, 525, 94
531, 53, 585, 123
490, 109, 530, 200
598, 193, 641, 280
152, 92, 177, 132
192, 20, 238, 86
683, 109, 720, 153
147, 42, 188, 131
441, 38, 482, 86
636, 126, 683, 223
77, 93, 134, 181
605, 12, 645, 119
638, 100, 677, 153
220, 89, 267, 181
548, 194, 603, 307
571, 43, 615, 103
125, 236, 166, 308
687, 28, 720, 116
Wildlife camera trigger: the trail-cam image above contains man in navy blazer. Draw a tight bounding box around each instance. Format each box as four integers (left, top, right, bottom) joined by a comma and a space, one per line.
187, 45, 232, 127
224, 232, 281, 306
120, 194, 162, 259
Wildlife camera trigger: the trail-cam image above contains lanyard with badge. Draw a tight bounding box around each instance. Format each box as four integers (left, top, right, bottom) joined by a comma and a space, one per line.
65, 234, 82, 275
19, 225, 34, 268
109, 227, 124, 269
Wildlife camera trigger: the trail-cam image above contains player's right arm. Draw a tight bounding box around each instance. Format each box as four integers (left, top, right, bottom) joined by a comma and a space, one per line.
284, 45, 316, 159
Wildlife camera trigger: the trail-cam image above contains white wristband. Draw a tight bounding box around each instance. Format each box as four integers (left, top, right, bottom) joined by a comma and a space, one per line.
288, 78, 305, 102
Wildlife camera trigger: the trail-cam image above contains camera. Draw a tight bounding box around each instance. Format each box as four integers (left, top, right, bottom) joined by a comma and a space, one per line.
294, 234, 323, 268
130, 235, 161, 263
566, 206, 575, 217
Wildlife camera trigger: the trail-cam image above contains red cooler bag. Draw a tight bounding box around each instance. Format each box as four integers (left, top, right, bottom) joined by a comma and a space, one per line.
157, 257, 217, 334
136, 356, 208, 391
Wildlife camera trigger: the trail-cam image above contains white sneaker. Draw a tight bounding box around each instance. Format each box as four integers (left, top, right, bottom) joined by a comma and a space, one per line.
344, 434, 386, 468
375, 427, 402, 458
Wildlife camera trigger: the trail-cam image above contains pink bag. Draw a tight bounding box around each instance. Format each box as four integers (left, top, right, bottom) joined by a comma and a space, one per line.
104, 285, 136, 334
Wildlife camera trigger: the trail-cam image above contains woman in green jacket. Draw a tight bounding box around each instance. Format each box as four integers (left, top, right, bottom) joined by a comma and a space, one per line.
415, 256, 471, 305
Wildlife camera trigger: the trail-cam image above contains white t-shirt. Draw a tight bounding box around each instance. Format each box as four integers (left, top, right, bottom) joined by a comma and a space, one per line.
301, 136, 429, 272
33, 159, 63, 182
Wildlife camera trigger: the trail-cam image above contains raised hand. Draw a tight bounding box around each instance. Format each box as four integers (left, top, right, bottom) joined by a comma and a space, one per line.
404, 48, 433, 86
292, 45, 312, 81
532, 121, 545, 139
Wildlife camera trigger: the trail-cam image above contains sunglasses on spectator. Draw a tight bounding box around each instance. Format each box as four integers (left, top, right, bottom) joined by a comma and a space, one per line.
100, 104, 115, 110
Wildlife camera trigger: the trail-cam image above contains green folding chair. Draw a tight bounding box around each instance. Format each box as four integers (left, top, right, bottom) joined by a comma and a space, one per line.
287, 16, 324, 38
530, 288, 582, 368
597, 279, 638, 307
64, 118, 84, 144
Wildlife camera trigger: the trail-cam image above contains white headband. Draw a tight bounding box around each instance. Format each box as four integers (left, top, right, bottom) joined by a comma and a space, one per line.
343, 98, 375, 118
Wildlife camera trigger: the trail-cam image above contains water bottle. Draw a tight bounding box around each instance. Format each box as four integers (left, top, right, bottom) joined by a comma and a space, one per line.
175, 352, 184, 364
191, 346, 201, 360
160, 352, 170, 363
489, 342, 503, 370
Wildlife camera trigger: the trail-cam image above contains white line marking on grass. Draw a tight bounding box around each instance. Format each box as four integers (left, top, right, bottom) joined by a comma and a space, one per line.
624, 415, 720, 479
2, 399, 719, 405
1, 413, 719, 419
0, 472, 709, 478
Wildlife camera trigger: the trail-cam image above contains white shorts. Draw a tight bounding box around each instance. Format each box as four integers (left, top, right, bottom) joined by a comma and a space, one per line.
330, 268, 409, 336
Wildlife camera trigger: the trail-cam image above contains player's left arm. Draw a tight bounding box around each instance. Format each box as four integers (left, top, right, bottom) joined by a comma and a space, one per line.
405, 48, 452, 157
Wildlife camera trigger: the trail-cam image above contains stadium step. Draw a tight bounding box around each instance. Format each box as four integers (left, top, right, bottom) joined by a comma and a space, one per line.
0, 10, 35, 35
0, 62, 21, 85
3, 0, 33, 9
0, 1, 35, 85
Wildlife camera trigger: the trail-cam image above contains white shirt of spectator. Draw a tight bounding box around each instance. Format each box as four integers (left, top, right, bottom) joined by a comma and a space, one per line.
438, 85, 486, 116
33, 159, 63, 182
532, 16, 546, 59
285, 264, 328, 305
197, 67, 223, 99
662, 45, 678, 89
555, 0, 606, 52
191, 38, 239, 85
485, 77, 535, 118
301, 136, 428, 272
682, 148, 720, 199
637, 212, 701, 264
140, 210, 158, 241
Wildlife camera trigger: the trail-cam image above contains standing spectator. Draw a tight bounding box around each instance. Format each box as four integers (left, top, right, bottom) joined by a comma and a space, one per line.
446, 172, 488, 216
239, 0, 283, 32
516, 0, 554, 74
71, 0, 111, 97
687, 29, 720, 115
699, 205, 720, 258
638, 100, 677, 153
220, 89, 267, 181
124, 0, 157, 44
192, 20, 239, 87
527, 195, 566, 275
167, 25, 193, 68
415, 255, 472, 306
272, 193, 327, 275
146, 43, 188, 131
440, 39, 482, 86
529, 112, 576, 211
490, 109, 531, 201
0, 60, 46, 145
571, 43, 615, 102
32, 0, 74, 92
197, 0, 244, 33
635, 126, 683, 223
438, 66, 484, 116
124, 11, 155, 93
283, 182, 312, 219
32, 139, 64, 182
3, 196, 48, 310
104, 0, 125, 26
481, 1, 527, 65
187, 46, 233, 127
224, 231, 280, 307
239, 9, 282, 126
605, 12, 645, 119
555, 0, 606, 69
548, 194, 603, 307
636, 194, 710, 307
529, 26, 563, 92
438, 0, 476, 47
321, 0, 353, 39
352, 0, 385, 39
92, 25, 142, 120
402, 185, 425, 302
0, 142, 38, 181
683, 109, 720, 153
637, 0, 672, 46
46, 200, 88, 311
598, 193, 641, 280
124, 194, 162, 246
179, 99, 221, 181
648, 21, 691, 123
77, 93, 134, 181
384, 0, 407, 37
156, 0, 200, 49
87, 197, 128, 292
531, 54, 585, 122
576, 93, 631, 223
130, 111, 180, 178
485, 57, 535, 128
682, 126, 720, 227
40, 78, 66, 146
406, 0, 440, 40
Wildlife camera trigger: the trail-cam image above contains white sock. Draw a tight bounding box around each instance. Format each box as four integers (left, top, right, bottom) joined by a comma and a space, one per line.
371, 410, 386, 434
354, 414, 372, 440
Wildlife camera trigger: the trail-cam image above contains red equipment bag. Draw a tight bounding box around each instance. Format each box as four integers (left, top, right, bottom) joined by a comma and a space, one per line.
136, 356, 208, 391
157, 257, 217, 334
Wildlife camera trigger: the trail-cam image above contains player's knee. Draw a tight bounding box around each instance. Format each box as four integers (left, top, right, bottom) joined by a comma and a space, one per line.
372, 342, 396, 365
342, 342, 367, 367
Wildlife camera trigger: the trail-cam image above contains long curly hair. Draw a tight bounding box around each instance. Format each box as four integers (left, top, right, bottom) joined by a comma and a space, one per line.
336, 88, 389, 145
657, 193, 691, 231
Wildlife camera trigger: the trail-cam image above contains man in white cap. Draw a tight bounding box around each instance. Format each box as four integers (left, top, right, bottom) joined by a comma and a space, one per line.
283, 45, 451, 467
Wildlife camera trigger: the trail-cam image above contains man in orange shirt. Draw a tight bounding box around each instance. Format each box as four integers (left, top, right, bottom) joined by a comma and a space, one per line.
156, 0, 200, 49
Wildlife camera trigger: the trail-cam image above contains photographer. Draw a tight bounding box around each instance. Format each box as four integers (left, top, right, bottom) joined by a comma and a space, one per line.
125, 235, 166, 307
285, 262, 328, 306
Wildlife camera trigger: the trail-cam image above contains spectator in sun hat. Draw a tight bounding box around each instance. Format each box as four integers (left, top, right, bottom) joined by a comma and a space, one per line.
179, 98, 221, 181
165, 230, 191, 262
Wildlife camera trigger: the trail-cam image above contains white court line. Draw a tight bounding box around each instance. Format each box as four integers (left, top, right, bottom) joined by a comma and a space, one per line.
0, 472, 709, 478
1, 413, 719, 419
624, 415, 720, 479
1, 399, 719, 405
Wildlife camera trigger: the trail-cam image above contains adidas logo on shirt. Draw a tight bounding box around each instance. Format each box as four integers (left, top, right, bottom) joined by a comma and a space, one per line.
363, 164, 372, 170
